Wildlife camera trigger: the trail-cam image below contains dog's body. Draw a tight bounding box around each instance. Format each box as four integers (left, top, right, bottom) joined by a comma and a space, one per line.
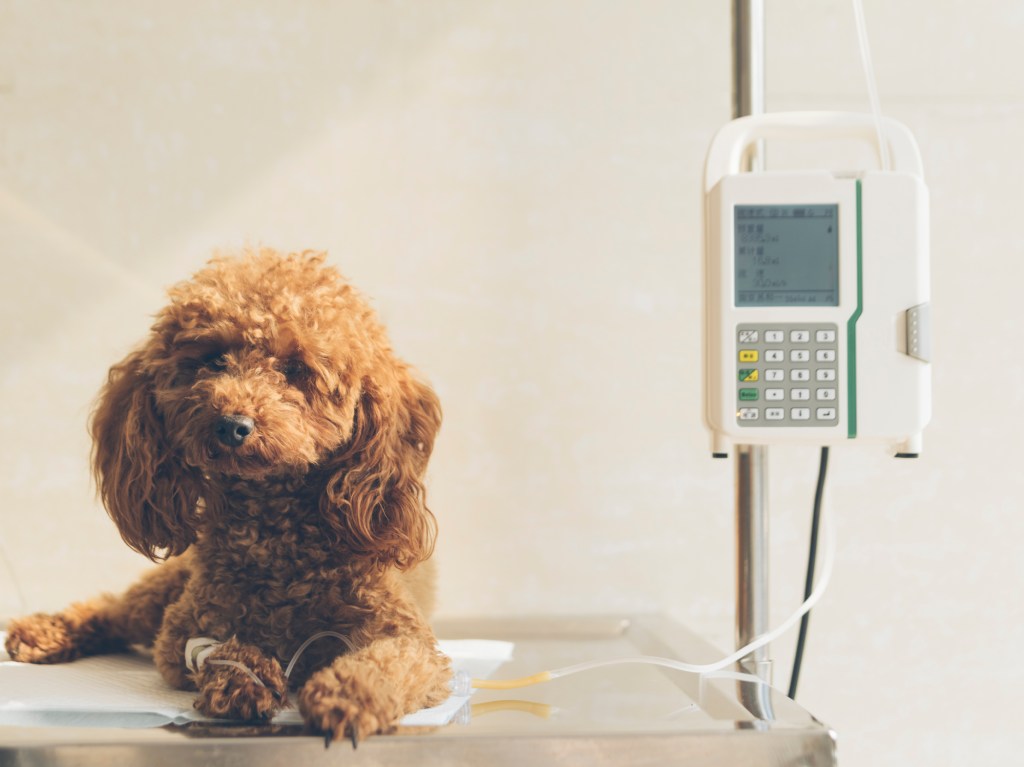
4, 250, 451, 742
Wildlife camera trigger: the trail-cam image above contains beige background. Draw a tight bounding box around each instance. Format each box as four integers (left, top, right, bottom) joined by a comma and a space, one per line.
1, 1, 1020, 764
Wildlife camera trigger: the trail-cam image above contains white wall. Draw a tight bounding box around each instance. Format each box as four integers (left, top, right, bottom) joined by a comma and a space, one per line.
1, 2, 1020, 764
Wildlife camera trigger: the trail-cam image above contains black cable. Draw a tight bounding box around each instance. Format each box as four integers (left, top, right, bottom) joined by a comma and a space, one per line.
788, 446, 830, 699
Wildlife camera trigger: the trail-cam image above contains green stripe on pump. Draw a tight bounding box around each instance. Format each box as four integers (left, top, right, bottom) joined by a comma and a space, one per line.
846, 180, 863, 438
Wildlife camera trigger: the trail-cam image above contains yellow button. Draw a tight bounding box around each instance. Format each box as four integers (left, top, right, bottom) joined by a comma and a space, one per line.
739, 349, 759, 363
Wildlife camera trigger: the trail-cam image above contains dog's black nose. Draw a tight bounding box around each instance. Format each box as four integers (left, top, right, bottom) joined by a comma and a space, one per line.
215, 414, 255, 447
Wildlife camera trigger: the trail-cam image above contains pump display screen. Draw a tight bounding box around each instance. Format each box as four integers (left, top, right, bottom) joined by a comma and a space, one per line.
734, 204, 839, 307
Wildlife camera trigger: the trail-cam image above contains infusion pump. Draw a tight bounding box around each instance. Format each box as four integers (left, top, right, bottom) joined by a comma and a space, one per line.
704, 112, 931, 458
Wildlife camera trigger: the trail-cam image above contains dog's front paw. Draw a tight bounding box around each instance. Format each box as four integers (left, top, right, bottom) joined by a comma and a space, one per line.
298, 673, 398, 746
4, 614, 82, 664
193, 639, 287, 722
301, 694, 387, 747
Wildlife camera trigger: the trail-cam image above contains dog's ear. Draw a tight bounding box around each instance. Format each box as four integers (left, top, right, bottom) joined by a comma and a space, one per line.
90, 350, 201, 561
319, 366, 441, 570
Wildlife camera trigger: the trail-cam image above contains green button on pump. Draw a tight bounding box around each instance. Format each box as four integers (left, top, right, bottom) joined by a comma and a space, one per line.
739, 388, 759, 401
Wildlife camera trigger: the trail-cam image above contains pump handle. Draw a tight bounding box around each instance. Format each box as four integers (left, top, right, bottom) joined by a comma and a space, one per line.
703, 111, 924, 192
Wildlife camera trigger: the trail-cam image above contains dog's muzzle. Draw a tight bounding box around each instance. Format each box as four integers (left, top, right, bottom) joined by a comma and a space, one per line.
215, 414, 255, 447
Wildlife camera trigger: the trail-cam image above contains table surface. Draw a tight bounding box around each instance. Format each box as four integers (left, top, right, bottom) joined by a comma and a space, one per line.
0, 615, 837, 767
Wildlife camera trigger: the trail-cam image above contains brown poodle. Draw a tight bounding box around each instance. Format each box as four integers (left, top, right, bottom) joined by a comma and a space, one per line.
3, 249, 451, 744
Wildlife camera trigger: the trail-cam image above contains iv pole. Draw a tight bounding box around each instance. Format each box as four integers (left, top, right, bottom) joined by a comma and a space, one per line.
731, 0, 771, 686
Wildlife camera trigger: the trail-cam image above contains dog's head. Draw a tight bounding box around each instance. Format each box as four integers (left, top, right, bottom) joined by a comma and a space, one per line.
91, 249, 440, 568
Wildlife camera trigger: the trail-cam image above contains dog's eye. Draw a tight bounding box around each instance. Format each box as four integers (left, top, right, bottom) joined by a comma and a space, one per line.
279, 358, 308, 381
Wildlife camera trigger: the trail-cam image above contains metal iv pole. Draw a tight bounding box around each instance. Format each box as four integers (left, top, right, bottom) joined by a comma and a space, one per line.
732, 0, 772, 688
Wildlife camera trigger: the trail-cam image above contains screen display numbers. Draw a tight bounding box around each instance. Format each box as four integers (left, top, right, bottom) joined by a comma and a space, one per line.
734, 204, 839, 307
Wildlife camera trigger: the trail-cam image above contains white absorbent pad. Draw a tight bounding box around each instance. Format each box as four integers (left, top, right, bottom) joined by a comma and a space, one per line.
0, 633, 513, 729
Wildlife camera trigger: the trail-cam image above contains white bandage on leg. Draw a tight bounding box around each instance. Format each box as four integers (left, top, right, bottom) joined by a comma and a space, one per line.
184, 637, 223, 673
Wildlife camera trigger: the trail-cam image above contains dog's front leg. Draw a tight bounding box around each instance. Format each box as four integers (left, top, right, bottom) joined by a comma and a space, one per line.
191, 637, 289, 722
154, 596, 287, 722
4, 554, 192, 664
297, 632, 451, 744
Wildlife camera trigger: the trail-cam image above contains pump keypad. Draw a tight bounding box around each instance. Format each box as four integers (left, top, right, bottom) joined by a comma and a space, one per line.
735, 323, 839, 427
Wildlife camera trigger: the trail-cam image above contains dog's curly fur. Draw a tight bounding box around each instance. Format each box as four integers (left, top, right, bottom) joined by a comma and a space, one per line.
3, 249, 451, 742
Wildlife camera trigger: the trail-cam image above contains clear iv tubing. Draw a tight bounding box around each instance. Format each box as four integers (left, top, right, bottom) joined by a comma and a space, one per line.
205, 631, 355, 689
852, 0, 891, 171
284, 631, 355, 678
205, 507, 834, 696
469, 505, 836, 692
203, 512, 835, 694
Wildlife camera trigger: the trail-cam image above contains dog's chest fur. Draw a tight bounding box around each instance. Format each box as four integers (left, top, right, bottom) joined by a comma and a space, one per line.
188, 476, 380, 664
